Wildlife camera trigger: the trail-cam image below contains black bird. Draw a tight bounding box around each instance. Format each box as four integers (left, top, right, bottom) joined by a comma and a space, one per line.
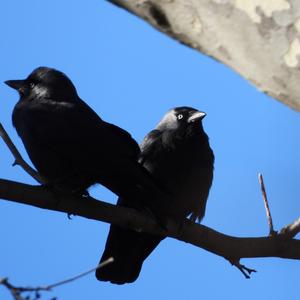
5, 67, 171, 214
97, 106, 214, 284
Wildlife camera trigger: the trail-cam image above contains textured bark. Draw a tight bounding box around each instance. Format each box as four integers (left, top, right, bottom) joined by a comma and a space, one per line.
108, 0, 300, 111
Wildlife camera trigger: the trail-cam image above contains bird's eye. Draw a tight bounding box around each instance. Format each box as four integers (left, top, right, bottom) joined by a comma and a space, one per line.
29, 82, 35, 88
177, 114, 183, 120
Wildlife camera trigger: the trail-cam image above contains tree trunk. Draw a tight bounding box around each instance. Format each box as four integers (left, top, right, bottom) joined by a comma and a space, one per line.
108, 0, 300, 111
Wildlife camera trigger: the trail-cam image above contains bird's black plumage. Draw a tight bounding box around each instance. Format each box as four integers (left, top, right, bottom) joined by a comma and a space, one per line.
5, 67, 171, 213
97, 106, 214, 284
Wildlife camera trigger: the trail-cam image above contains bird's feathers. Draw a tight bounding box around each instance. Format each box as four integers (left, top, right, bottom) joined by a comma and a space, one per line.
97, 107, 214, 284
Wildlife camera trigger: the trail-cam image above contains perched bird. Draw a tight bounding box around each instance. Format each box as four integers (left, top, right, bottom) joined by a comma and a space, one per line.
97, 106, 214, 284
5, 67, 171, 215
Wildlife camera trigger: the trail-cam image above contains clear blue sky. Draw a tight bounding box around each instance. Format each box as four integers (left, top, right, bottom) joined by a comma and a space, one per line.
0, 1, 299, 299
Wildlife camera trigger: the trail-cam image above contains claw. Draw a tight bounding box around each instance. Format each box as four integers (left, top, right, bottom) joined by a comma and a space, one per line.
67, 213, 74, 220
82, 190, 90, 197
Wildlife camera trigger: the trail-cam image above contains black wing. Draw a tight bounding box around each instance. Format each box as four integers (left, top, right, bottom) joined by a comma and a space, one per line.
96, 129, 167, 284
13, 98, 140, 166
139, 129, 162, 165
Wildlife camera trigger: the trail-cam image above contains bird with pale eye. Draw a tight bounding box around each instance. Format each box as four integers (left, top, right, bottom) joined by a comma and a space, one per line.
97, 106, 214, 284
5, 67, 174, 224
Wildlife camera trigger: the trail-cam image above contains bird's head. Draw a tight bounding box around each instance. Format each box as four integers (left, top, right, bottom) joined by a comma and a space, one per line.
5, 67, 78, 102
156, 106, 206, 132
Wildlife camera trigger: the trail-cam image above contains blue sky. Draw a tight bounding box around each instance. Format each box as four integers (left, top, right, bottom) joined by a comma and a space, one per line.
0, 1, 299, 299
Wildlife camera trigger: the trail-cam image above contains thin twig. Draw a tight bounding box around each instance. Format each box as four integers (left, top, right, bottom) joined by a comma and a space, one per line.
0, 122, 45, 184
258, 173, 276, 236
46, 257, 114, 289
0, 278, 23, 300
229, 259, 257, 279
0, 258, 114, 300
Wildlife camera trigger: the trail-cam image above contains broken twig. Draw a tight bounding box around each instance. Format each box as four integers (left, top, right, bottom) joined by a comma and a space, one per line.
0, 122, 45, 184
258, 173, 276, 236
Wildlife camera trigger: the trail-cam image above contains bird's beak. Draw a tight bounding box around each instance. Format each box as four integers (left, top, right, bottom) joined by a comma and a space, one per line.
187, 111, 206, 123
4, 80, 26, 91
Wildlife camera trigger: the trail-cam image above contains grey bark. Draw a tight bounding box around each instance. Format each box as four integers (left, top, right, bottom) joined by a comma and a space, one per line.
108, 0, 300, 111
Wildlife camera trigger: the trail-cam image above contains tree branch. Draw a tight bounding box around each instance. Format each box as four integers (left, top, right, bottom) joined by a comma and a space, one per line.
0, 122, 298, 277
1, 178, 300, 266
258, 173, 276, 236
0, 258, 114, 300
0, 122, 45, 184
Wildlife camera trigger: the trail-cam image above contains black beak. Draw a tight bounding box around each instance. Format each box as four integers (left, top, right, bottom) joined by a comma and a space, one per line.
4, 79, 26, 91
187, 111, 206, 123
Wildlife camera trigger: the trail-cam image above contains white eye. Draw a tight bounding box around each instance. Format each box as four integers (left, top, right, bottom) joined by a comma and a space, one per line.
29, 82, 35, 88
177, 114, 183, 120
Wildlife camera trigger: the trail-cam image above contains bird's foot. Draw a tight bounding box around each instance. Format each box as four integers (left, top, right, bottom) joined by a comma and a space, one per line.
41, 182, 88, 219
82, 190, 90, 198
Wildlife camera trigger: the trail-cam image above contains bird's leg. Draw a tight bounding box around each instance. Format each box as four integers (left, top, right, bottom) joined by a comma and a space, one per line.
81, 190, 90, 197
136, 192, 174, 230
174, 218, 186, 236
41, 175, 88, 219
122, 200, 169, 232
42, 171, 89, 196
119, 184, 171, 230
66, 189, 90, 219
143, 204, 176, 231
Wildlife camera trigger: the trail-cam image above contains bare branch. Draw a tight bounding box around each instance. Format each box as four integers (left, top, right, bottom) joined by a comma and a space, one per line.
258, 173, 276, 236
0, 122, 45, 184
0, 258, 114, 300
1, 277, 25, 300
1, 178, 300, 267
46, 257, 114, 289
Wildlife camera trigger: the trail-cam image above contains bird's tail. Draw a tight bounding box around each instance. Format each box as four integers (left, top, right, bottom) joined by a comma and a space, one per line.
96, 224, 162, 284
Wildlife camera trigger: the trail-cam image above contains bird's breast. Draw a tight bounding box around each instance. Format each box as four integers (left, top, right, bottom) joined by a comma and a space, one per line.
142, 141, 213, 219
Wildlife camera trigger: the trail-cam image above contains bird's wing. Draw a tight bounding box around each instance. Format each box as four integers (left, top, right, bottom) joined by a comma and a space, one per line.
102, 121, 141, 159
76, 100, 141, 159
139, 129, 162, 165
19, 99, 140, 160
